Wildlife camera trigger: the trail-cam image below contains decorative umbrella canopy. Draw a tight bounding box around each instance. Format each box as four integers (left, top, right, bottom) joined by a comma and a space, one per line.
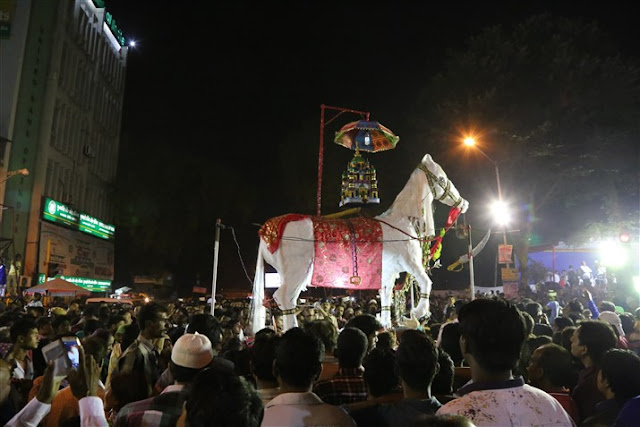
334, 120, 399, 152
24, 277, 92, 296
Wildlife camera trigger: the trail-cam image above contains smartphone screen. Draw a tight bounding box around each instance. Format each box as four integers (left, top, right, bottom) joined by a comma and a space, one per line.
62, 337, 81, 369
42, 339, 71, 377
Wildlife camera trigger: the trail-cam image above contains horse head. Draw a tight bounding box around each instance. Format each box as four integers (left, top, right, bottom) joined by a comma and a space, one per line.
383, 154, 468, 236
420, 154, 469, 214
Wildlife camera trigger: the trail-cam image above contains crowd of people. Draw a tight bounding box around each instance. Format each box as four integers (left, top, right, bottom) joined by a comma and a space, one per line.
1, 286, 640, 426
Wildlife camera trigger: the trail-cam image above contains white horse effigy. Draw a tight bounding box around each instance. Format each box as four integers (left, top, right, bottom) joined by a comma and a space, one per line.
251, 154, 469, 334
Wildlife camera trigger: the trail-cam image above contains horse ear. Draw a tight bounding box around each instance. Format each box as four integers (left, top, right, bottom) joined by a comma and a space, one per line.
421, 154, 433, 164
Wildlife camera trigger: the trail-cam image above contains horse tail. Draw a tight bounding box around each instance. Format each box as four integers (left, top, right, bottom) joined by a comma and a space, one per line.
250, 241, 267, 335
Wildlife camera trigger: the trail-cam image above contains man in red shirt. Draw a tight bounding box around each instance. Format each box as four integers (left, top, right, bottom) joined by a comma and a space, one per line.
527, 343, 580, 424
570, 320, 617, 422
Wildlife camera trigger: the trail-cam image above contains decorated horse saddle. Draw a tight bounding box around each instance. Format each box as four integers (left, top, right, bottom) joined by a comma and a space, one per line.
258, 214, 383, 289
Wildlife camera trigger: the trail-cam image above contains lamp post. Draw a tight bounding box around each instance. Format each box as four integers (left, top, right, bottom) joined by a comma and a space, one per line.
211, 218, 222, 315
0, 168, 29, 185
464, 137, 513, 291
0, 169, 28, 229
463, 138, 507, 246
466, 219, 475, 300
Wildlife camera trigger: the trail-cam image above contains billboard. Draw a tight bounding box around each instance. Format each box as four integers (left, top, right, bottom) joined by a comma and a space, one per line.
42, 197, 115, 240
265, 272, 281, 288
39, 221, 114, 292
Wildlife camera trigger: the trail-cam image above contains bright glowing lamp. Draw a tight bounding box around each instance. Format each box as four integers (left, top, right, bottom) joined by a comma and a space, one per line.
129, 40, 136, 47
490, 200, 510, 226
464, 137, 476, 146
599, 240, 628, 268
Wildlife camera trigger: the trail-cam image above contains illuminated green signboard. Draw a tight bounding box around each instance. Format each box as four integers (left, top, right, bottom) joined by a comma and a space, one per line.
104, 12, 125, 46
41, 197, 115, 240
38, 274, 111, 292
79, 214, 115, 240
43, 197, 80, 228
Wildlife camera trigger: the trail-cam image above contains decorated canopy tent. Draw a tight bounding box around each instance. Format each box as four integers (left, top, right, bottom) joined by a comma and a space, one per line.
24, 277, 92, 297
516, 241, 600, 283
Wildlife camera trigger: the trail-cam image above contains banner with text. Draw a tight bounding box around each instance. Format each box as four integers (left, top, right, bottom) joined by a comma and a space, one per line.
501, 267, 519, 282
39, 221, 114, 286
498, 244, 513, 264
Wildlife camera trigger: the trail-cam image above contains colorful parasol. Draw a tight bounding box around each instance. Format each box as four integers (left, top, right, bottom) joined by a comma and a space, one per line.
334, 120, 399, 152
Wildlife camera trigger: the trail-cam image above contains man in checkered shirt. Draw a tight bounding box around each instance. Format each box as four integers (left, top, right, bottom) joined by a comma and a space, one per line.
313, 327, 369, 405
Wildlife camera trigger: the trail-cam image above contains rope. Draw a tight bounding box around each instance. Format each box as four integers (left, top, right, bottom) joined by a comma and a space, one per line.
345, 219, 359, 280
373, 218, 437, 243
276, 225, 444, 244
280, 236, 425, 243
227, 226, 254, 286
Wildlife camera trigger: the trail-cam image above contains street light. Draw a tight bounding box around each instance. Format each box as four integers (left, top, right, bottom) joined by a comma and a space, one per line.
463, 138, 507, 246
0, 168, 28, 184
490, 200, 511, 227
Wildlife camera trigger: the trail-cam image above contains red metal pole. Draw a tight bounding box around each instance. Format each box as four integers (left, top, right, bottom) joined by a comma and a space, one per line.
317, 105, 326, 216
552, 244, 556, 283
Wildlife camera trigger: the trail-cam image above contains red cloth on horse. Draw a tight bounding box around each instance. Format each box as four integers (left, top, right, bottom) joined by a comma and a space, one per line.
259, 213, 310, 253
311, 217, 382, 290
429, 206, 462, 259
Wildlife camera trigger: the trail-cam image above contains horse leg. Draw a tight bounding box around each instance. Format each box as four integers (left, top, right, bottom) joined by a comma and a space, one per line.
408, 265, 433, 320
273, 284, 299, 332
273, 266, 311, 332
380, 270, 397, 329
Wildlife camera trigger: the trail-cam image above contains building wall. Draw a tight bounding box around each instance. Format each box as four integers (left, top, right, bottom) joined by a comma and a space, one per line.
1, 0, 127, 280
0, 0, 32, 168
0, 0, 32, 260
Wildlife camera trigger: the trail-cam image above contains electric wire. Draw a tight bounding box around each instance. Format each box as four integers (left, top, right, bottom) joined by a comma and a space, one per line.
226, 226, 254, 286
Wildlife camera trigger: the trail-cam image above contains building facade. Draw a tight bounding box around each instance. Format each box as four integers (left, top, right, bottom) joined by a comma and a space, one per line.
0, 0, 127, 292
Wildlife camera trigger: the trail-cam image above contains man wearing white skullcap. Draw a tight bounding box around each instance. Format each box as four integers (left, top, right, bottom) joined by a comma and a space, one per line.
114, 333, 214, 427
599, 311, 630, 349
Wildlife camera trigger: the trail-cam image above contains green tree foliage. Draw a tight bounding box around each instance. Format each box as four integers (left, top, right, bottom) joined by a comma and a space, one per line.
415, 14, 640, 284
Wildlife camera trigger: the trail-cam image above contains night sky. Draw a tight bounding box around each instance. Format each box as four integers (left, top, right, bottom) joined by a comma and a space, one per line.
104, 1, 639, 295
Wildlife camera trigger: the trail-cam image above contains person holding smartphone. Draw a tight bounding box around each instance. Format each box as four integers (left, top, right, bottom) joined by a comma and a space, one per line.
4, 346, 109, 426
42, 337, 107, 427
